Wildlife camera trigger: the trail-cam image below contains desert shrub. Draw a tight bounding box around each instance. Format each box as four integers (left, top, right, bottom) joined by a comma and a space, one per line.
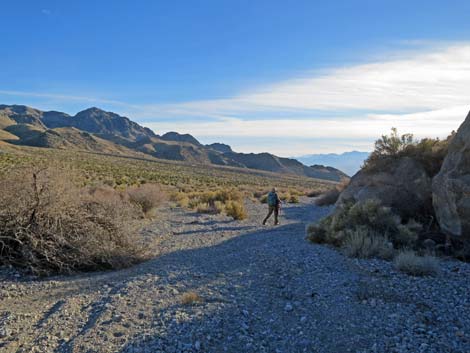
306, 223, 328, 244
225, 200, 247, 220
181, 291, 203, 305
127, 183, 167, 215
306, 190, 322, 198
0, 168, 147, 275
363, 128, 454, 177
260, 195, 268, 204
213, 200, 225, 214
173, 192, 190, 208
289, 195, 300, 203
196, 200, 225, 214
394, 250, 439, 276
279, 192, 290, 202
315, 188, 340, 206
315, 178, 349, 206
307, 199, 419, 251
341, 227, 394, 260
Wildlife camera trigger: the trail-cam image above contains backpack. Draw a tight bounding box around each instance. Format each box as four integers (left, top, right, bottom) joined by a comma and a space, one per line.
267, 192, 278, 206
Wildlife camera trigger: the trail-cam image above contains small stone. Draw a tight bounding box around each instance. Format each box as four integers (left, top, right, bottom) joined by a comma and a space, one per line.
194, 340, 201, 350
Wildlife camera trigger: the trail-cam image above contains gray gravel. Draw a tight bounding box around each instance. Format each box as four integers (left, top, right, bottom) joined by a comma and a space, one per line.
0, 198, 469, 353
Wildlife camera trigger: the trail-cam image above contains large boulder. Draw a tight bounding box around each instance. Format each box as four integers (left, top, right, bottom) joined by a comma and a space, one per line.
433, 112, 470, 239
337, 157, 433, 219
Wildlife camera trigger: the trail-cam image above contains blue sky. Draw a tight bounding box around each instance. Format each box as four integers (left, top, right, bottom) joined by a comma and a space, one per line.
1, 1, 470, 155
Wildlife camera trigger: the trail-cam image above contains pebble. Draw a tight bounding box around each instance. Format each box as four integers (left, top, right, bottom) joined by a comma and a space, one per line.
1, 200, 469, 353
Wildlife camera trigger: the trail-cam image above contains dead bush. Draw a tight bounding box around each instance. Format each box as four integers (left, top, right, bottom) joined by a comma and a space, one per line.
127, 183, 167, 215
393, 250, 439, 276
0, 167, 147, 275
181, 291, 203, 305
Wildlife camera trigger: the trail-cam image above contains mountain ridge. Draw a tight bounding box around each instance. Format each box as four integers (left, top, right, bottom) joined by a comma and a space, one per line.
295, 151, 370, 176
0, 104, 348, 182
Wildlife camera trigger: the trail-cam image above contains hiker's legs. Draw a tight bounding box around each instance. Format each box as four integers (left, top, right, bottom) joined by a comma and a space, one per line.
274, 206, 279, 224
263, 206, 274, 224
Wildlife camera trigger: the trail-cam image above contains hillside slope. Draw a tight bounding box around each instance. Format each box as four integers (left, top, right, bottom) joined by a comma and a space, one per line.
0, 104, 348, 182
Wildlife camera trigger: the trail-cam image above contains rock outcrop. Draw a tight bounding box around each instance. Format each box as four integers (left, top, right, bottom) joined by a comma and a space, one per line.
432, 112, 470, 240
337, 157, 433, 219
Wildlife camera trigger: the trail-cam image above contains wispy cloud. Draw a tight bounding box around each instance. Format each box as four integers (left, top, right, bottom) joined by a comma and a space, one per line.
41, 9, 52, 16
136, 42, 470, 153
135, 42, 470, 118
1, 42, 469, 154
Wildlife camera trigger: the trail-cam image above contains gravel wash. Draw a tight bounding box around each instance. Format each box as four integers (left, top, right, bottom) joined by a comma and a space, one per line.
0, 198, 469, 353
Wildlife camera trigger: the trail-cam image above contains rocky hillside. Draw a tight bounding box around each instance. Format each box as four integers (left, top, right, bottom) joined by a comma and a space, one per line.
0, 104, 347, 182
327, 111, 470, 257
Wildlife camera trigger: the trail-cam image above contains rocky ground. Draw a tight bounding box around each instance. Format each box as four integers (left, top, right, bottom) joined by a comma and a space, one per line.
0, 198, 469, 353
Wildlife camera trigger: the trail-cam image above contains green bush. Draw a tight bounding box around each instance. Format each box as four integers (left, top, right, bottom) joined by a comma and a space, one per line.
363, 128, 454, 177
307, 199, 419, 250
341, 227, 394, 260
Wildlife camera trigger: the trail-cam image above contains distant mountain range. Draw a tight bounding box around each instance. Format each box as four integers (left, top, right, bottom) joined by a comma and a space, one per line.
0, 104, 348, 182
295, 151, 370, 176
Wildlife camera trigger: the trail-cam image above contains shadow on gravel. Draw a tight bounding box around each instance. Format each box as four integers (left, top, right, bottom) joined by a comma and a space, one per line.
173, 225, 256, 236
113, 204, 346, 353
33, 203, 336, 353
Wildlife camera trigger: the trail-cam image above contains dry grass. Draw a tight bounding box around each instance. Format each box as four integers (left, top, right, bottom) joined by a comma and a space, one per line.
174, 188, 247, 220
341, 228, 395, 260
393, 250, 440, 276
196, 200, 225, 214
225, 200, 247, 220
0, 167, 148, 275
181, 291, 203, 305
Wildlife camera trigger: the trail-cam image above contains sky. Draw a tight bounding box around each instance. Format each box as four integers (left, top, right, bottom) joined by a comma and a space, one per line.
1, 0, 470, 156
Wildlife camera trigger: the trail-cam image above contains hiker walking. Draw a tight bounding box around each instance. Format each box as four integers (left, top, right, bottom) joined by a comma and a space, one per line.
263, 188, 281, 225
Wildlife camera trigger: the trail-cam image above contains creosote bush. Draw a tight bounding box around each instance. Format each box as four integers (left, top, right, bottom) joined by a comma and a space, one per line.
0, 168, 148, 275
363, 128, 454, 177
393, 250, 440, 276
